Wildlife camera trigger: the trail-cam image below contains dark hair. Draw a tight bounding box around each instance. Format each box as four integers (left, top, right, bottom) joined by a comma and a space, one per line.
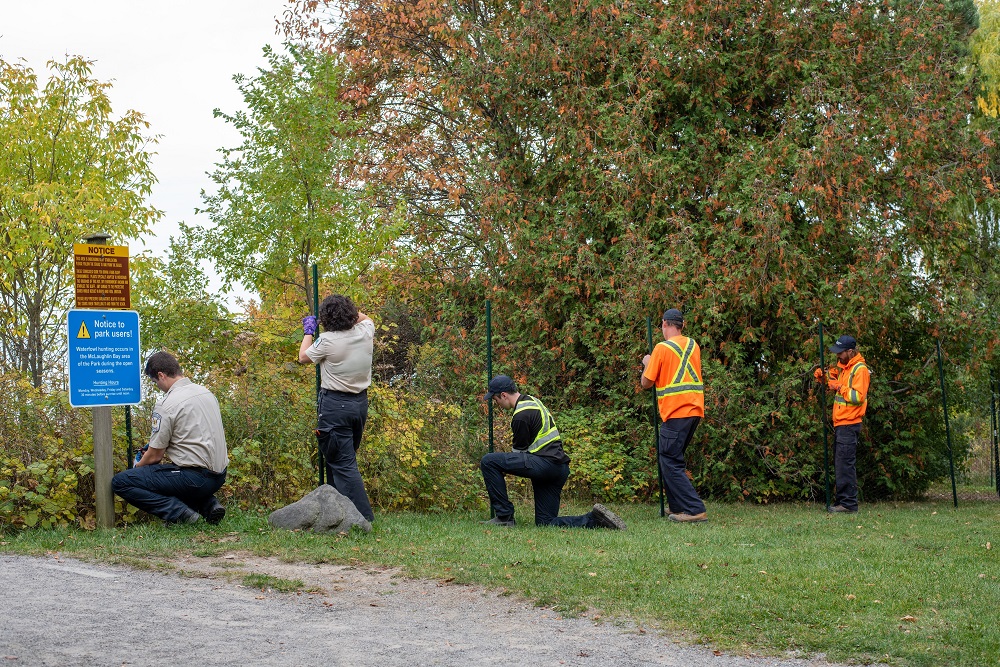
318, 294, 359, 332
144, 351, 182, 379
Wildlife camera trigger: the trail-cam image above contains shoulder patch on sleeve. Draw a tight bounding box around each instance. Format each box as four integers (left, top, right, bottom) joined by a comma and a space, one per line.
151, 412, 161, 434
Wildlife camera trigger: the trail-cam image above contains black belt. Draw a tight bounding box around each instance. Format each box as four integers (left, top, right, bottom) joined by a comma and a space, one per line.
320, 388, 367, 399
182, 466, 227, 478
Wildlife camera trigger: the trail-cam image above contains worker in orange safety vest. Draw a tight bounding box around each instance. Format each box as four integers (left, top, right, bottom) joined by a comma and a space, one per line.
814, 334, 871, 513
641, 308, 707, 523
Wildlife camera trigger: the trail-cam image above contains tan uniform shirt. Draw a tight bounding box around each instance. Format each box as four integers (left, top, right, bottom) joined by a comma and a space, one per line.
306, 319, 375, 393
149, 377, 229, 473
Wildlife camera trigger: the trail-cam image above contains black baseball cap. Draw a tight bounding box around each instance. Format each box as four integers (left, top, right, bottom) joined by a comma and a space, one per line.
829, 335, 857, 353
662, 308, 684, 325
484, 374, 517, 400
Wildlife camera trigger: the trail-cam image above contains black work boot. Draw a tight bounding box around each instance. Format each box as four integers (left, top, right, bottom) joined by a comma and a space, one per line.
199, 496, 226, 525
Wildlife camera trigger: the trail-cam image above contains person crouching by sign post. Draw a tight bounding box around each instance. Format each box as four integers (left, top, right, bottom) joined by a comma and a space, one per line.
112, 351, 228, 525
479, 375, 626, 530
640, 308, 708, 523
813, 335, 870, 514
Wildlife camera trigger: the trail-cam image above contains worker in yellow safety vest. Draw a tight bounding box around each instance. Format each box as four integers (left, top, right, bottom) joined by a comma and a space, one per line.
479, 375, 625, 530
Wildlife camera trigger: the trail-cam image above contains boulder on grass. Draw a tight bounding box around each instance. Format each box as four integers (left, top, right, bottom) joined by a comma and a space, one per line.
267, 484, 372, 533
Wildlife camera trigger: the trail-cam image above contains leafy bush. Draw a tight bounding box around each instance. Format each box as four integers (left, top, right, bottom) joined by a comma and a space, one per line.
557, 407, 656, 502
0, 373, 95, 530
362, 383, 483, 512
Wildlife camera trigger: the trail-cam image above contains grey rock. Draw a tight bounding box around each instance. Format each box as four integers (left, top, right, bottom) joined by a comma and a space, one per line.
267, 484, 372, 533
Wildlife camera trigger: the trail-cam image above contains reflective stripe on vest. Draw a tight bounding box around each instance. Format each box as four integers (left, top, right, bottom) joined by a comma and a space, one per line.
833, 363, 868, 406
655, 338, 704, 400
512, 397, 561, 453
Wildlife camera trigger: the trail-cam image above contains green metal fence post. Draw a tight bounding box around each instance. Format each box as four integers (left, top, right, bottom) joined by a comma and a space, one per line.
486, 299, 494, 518
486, 298, 494, 455
125, 405, 134, 468
993, 375, 999, 498
990, 375, 996, 493
647, 317, 665, 517
818, 322, 831, 510
313, 263, 325, 487
936, 339, 958, 508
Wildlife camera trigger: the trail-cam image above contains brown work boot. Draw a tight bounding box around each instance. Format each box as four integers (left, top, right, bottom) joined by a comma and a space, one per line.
668, 512, 708, 523
827, 505, 857, 514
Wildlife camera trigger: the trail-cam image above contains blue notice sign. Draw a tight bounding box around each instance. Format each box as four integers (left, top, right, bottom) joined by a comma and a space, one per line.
67, 309, 142, 407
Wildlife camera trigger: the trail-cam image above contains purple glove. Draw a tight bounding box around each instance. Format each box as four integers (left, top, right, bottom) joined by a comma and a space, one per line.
302, 315, 318, 336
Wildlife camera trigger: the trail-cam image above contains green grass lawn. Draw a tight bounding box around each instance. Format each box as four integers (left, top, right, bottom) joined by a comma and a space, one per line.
3, 500, 998, 666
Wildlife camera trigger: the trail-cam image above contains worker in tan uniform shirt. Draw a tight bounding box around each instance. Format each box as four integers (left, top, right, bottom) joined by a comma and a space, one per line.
112, 351, 228, 524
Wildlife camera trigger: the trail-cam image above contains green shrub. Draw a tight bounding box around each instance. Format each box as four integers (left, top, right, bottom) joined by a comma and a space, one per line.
557, 407, 656, 502
362, 383, 483, 512
0, 373, 96, 530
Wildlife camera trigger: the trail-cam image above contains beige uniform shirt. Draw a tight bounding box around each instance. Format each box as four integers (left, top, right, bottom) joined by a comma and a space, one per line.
149, 377, 229, 473
305, 319, 375, 393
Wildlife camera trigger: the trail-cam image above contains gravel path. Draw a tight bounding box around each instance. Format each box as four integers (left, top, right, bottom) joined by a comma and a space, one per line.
0, 554, 845, 667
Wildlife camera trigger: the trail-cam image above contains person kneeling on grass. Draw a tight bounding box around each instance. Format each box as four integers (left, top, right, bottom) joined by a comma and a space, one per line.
112, 351, 228, 525
479, 375, 625, 530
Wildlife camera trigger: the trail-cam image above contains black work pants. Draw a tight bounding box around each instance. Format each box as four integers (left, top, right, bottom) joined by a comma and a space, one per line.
658, 416, 706, 516
112, 464, 226, 523
318, 389, 375, 521
480, 451, 593, 527
834, 423, 861, 511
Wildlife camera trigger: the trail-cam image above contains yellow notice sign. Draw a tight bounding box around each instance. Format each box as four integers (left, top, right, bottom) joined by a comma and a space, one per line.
72, 244, 129, 258
76, 321, 91, 338
73, 244, 131, 309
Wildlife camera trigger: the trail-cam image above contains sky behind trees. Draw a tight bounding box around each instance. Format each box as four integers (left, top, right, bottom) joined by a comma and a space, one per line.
0, 0, 287, 302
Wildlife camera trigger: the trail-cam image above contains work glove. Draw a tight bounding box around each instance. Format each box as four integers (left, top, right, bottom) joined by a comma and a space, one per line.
302, 315, 318, 336
828, 366, 840, 380
828, 381, 841, 392
813, 367, 824, 381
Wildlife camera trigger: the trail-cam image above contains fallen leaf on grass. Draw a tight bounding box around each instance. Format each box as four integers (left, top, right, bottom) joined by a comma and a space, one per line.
713, 650, 723, 656
987, 542, 992, 550
901, 616, 917, 622
588, 572, 597, 577
846, 594, 856, 600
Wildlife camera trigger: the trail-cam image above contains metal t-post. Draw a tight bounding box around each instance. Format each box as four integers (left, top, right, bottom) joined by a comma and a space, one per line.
936, 339, 958, 508
993, 376, 1000, 498
647, 317, 665, 517
486, 299, 494, 454
312, 264, 325, 487
486, 299, 494, 518
990, 376, 996, 492
818, 322, 831, 510
125, 405, 134, 469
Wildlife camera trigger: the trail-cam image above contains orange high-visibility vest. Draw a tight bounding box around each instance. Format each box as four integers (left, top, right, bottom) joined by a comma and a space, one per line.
644, 335, 705, 422
830, 353, 870, 427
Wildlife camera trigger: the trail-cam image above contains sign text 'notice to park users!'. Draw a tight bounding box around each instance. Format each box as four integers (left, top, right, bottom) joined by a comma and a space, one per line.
73, 243, 130, 309
67, 309, 141, 408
